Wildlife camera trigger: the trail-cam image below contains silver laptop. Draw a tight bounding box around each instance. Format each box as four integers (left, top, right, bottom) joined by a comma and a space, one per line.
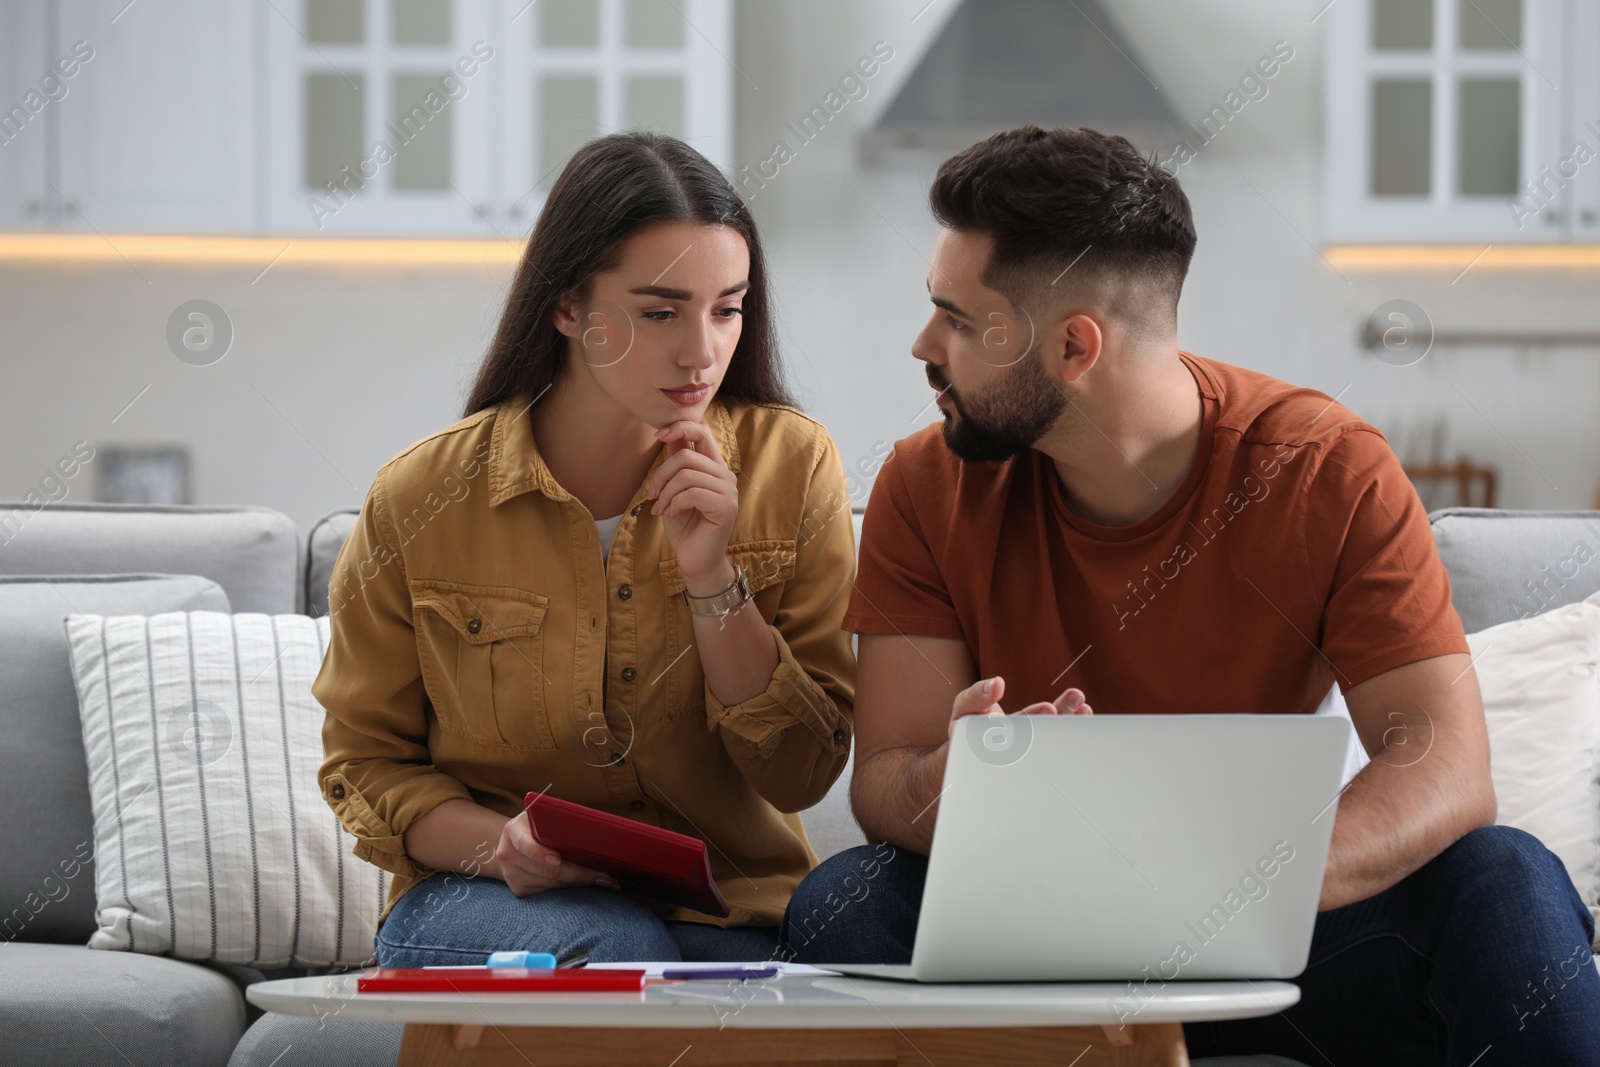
827, 713, 1352, 982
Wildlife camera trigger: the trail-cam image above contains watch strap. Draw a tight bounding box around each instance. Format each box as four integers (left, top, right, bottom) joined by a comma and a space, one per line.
683, 563, 751, 616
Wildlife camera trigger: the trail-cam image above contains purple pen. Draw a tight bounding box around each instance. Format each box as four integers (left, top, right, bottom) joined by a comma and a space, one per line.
660, 964, 781, 981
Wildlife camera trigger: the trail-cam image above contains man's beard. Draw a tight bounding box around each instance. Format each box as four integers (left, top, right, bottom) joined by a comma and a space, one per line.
930, 348, 1067, 463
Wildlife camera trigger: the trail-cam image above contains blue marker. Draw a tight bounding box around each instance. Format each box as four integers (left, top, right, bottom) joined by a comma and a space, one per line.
486, 951, 558, 969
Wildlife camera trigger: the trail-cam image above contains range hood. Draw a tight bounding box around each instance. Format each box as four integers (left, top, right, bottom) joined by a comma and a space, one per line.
863, 0, 1182, 163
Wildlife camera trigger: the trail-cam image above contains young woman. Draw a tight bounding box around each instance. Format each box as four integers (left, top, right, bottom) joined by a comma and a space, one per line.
314, 132, 857, 965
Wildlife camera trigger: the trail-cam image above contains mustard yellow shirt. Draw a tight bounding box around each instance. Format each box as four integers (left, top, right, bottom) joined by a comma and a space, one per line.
314, 395, 858, 929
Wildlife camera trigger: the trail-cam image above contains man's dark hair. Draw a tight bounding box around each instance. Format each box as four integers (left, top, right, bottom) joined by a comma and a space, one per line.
929, 125, 1197, 331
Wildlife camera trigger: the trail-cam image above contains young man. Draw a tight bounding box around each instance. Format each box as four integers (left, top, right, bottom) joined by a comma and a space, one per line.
782, 126, 1600, 1063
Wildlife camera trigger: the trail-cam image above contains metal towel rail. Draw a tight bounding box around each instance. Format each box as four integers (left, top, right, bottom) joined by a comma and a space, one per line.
1361, 318, 1600, 352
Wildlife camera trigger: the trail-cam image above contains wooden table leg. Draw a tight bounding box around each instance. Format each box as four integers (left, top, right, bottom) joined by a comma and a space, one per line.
397, 1021, 1190, 1066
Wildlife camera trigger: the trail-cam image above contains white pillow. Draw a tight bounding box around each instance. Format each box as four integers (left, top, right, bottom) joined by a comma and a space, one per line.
1468, 591, 1600, 949
65, 611, 390, 967
1313, 683, 1370, 788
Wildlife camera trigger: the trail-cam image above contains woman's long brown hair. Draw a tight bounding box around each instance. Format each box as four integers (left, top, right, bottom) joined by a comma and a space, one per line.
464, 132, 795, 417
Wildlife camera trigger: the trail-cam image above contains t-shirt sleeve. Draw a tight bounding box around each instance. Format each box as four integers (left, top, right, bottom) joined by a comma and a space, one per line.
840, 445, 965, 640
1307, 428, 1470, 690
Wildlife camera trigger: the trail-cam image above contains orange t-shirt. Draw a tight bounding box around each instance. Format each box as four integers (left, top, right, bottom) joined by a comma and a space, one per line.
841, 352, 1470, 714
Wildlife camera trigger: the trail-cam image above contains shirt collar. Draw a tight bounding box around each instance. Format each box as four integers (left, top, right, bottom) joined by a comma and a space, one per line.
488, 392, 743, 508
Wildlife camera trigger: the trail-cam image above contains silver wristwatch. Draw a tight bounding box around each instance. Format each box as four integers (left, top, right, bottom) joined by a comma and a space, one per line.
683, 562, 752, 617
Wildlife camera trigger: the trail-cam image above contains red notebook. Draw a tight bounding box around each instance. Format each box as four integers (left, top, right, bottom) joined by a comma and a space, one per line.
524, 792, 731, 918
358, 967, 646, 993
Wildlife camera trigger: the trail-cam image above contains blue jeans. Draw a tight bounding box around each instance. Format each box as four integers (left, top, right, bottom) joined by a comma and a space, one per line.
376, 873, 783, 966
780, 827, 1600, 1066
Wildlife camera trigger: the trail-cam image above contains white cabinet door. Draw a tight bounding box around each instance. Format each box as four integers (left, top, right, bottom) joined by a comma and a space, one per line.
0, 0, 49, 228
54, 0, 255, 232
494, 0, 733, 231
1324, 0, 1568, 243
1565, 0, 1600, 241
263, 0, 499, 234
17, 0, 735, 236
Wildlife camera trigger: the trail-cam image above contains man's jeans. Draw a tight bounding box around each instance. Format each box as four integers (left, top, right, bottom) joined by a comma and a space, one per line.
779, 826, 1600, 1066
376, 873, 784, 966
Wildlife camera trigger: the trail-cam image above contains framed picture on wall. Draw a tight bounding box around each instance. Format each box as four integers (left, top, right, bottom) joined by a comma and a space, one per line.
97, 446, 189, 506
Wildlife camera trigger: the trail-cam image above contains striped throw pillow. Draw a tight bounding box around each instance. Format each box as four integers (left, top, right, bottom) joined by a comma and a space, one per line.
65, 611, 390, 967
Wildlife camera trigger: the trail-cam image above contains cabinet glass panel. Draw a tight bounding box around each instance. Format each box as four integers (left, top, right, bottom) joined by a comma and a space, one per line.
305, 71, 365, 190
541, 0, 599, 47
392, 0, 451, 44
540, 75, 600, 187
626, 75, 684, 137
1460, 0, 1521, 48
1371, 78, 1433, 195
390, 73, 452, 190
1458, 78, 1520, 194
306, 0, 365, 43
1372, 0, 1433, 48
626, 0, 684, 47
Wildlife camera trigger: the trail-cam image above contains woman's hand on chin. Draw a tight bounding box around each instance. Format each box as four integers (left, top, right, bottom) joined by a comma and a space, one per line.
645, 418, 739, 588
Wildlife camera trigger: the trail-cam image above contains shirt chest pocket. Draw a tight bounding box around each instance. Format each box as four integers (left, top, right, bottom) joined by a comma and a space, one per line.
658, 539, 799, 601
412, 579, 556, 751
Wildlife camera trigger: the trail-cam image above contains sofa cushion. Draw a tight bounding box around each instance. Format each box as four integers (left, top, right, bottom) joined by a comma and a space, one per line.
66, 610, 391, 967
1431, 508, 1600, 631
0, 942, 245, 1067
0, 573, 230, 944
0, 502, 299, 614
229, 1013, 402, 1067
1469, 590, 1600, 948
304, 508, 359, 618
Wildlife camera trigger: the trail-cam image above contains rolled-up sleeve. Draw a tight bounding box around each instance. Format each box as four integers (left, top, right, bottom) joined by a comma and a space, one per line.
705, 432, 857, 813
314, 465, 472, 882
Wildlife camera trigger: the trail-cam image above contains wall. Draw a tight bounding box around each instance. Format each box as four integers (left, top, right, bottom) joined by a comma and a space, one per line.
1101, 0, 1600, 512
2, 0, 1596, 542
751, 0, 1600, 514
0, 256, 510, 534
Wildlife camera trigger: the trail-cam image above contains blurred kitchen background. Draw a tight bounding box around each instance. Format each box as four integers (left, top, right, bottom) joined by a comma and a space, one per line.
2, 0, 1598, 531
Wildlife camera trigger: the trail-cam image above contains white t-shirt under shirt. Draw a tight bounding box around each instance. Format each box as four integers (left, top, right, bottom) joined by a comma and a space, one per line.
595, 512, 623, 565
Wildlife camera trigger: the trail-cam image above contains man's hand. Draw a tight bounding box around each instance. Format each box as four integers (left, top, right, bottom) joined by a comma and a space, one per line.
853, 633, 1098, 854
946, 675, 1093, 739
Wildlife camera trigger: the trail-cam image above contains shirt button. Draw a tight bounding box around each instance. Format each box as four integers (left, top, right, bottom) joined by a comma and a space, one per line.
630, 503, 644, 516
610, 752, 626, 767
629, 800, 645, 811
832, 729, 846, 745
330, 783, 345, 799
621, 667, 637, 682
618, 584, 632, 600
466, 618, 482, 634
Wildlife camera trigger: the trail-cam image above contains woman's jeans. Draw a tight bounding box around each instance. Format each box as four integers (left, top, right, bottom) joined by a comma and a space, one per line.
780, 826, 1600, 1066
376, 874, 783, 966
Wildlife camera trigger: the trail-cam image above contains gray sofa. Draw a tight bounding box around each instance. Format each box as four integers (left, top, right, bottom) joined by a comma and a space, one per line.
2, 501, 1595, 1067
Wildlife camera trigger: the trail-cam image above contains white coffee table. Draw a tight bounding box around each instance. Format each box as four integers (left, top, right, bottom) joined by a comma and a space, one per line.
247, 966, 1299, 1066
